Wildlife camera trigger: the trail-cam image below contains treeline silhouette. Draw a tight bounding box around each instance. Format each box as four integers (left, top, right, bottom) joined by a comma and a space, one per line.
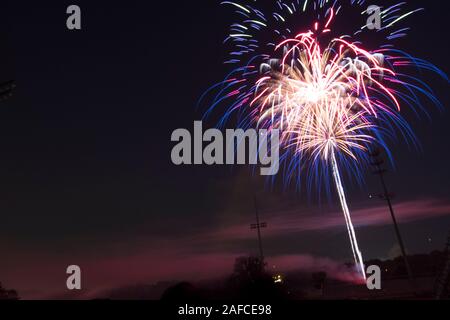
0, 282, 19, 300
161, 256, 291, 301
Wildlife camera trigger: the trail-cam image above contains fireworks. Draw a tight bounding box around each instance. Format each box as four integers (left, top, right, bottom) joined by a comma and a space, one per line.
254, 30, 389, 162
202, 0, 447, 278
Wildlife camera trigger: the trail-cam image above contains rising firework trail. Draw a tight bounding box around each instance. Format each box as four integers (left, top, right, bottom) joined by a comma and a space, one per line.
201, 0, 448, 278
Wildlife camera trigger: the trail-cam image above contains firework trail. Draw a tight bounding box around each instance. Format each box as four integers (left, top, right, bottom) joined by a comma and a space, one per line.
201, 0, 448, 278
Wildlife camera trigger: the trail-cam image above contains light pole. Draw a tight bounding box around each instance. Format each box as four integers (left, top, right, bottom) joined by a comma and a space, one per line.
369, 148, 415, 291
0, 80, 15, 101
250, 196, 267, 271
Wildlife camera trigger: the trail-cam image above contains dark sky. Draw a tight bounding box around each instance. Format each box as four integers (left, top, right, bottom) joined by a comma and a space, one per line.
0, 0, 449, 299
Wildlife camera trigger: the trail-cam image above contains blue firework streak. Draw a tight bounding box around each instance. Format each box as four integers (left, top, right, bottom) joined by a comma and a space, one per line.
200, 0, 448, 278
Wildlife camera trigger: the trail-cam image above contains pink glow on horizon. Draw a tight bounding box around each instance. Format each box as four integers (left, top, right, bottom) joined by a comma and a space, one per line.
2, 198, 449, 299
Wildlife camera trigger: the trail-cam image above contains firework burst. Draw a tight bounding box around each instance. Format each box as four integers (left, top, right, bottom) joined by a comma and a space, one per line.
202, 0, 448, 277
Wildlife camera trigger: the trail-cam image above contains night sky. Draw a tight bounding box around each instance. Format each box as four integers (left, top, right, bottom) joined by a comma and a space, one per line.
0, 0, 449, 299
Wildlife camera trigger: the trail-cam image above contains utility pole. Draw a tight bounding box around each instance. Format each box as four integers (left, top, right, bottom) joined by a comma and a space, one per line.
435, 232, 450, 300
250, 196, 267, 270
369, 148, 415, 290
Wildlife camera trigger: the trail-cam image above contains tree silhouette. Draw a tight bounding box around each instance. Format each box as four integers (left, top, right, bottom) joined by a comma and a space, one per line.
161, 282, 202, 301
312, 272, 327, 296
227, 256, 287, 300
0, 282, 19, 300
232, 256, 265, 282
